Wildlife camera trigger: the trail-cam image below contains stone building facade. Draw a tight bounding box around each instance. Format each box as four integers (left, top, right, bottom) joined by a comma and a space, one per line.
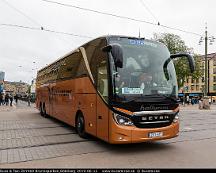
179, 53, 216, 101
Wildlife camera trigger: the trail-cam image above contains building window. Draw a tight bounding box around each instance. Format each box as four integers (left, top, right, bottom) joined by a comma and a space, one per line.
214, 68, 216, 74
191, 78, 194, 83
213, 60, 216, 66
214, 76, 216, 82
196, 85, 199, 91
196, 78, 199, 83
202, 77, 204, 82
191, 85, 194, 91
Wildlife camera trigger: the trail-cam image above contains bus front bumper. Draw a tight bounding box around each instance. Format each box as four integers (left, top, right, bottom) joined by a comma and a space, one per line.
109, 120, 179, 144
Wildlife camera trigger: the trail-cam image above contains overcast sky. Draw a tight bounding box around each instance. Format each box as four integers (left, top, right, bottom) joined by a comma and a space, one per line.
0, 0, 216, 84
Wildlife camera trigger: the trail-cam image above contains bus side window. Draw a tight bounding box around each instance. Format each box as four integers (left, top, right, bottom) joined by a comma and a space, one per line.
57, 52, 87, 80
84, 38, 109, 101
97, 62, 108, 98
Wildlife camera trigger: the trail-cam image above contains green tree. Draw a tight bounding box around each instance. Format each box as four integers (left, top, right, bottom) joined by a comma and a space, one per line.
154, 33, 203, 88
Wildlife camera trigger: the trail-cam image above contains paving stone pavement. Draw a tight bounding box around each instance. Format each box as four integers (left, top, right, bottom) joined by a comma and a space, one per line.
0, 104, 101, 164
0, 117, 94, 164
1, 101, 216, 166
0, 141, 106, 164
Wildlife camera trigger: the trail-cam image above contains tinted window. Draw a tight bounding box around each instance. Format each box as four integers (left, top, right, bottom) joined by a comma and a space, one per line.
84, 38, 108, 83
57, 51, 87, 80
84, 38, 109, 101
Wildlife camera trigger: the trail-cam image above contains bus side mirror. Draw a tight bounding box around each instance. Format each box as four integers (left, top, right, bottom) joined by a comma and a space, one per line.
163, 53, 195, 80
170, 53, 195, 73
102, 43, 123, 68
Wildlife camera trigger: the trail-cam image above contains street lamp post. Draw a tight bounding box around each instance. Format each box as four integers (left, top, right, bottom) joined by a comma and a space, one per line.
199, 24, 215, 97
204, 25, 208, 97
199, 24, 215, 109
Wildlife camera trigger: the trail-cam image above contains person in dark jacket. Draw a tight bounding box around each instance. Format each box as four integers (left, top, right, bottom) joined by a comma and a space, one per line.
5, 93, 9, 106
14, 94, 18, 104
0, 93, 3, 106
9, 94, 13, 106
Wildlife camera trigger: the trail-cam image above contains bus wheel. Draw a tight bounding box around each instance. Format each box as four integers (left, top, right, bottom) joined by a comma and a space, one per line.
76, 114, 87, 138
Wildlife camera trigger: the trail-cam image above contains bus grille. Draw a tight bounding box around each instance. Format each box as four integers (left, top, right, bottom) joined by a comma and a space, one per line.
132, 113, 175, 128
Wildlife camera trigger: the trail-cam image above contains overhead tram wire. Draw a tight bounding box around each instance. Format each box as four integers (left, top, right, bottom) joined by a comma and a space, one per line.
139, 0, 159, 24
1, 0, 42, 27
1, 0, 202, 38
0, 0, 92, 45
0, 23, 92, 39
41, 0, 202, 37
0, 23, 40, 31
2, 0, 202, 37
159, 24, 202, 37
41, 0, 157, 26
139, 0, 169, 33
43, 28, 93, 39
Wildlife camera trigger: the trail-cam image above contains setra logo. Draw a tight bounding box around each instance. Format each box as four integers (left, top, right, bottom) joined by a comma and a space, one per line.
142, 115, 170, 121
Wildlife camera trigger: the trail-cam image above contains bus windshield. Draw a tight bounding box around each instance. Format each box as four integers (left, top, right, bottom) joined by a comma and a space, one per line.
108, 37, 178, 103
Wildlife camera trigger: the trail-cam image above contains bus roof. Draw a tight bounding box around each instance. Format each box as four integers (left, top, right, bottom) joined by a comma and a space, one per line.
37, 35, 162, 73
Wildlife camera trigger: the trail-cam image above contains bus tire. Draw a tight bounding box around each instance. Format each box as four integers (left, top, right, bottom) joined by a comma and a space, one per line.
76, 113, 88, 138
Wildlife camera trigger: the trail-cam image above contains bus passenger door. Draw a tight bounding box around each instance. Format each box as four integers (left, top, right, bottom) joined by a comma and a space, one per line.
96, 63, 109, 142
97, 95, 109, 141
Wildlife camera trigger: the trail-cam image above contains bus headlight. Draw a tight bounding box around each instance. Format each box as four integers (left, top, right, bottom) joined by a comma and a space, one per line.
113, 113, 133, 126
173, 112, 179, 123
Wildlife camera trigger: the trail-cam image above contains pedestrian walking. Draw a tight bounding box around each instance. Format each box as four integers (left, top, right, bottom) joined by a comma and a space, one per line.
191, 98, 194, 105
199, 99, 203, 109
9, 94, 13, 106
27, 94, 31, 106
209, 98, 211, 105
186, 95, 189, 105
14, 94, 18, 104
5, 93, 9, 106
0, 93, 3, 106
2, 93, 5, 105
182, 96, 186, 106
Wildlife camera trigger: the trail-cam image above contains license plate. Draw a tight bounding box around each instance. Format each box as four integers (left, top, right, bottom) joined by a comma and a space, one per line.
148, 132, 163, 138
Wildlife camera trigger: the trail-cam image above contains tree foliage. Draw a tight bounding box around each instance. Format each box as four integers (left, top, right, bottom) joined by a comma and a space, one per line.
153, 33, 203, 88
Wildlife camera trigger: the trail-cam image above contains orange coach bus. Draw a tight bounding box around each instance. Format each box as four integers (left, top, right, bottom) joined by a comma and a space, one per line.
36, 35, 195, 144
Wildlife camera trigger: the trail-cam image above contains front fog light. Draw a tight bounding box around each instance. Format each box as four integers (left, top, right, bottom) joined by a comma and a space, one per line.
173, 112, 179, 123
113, 113, 133, 126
